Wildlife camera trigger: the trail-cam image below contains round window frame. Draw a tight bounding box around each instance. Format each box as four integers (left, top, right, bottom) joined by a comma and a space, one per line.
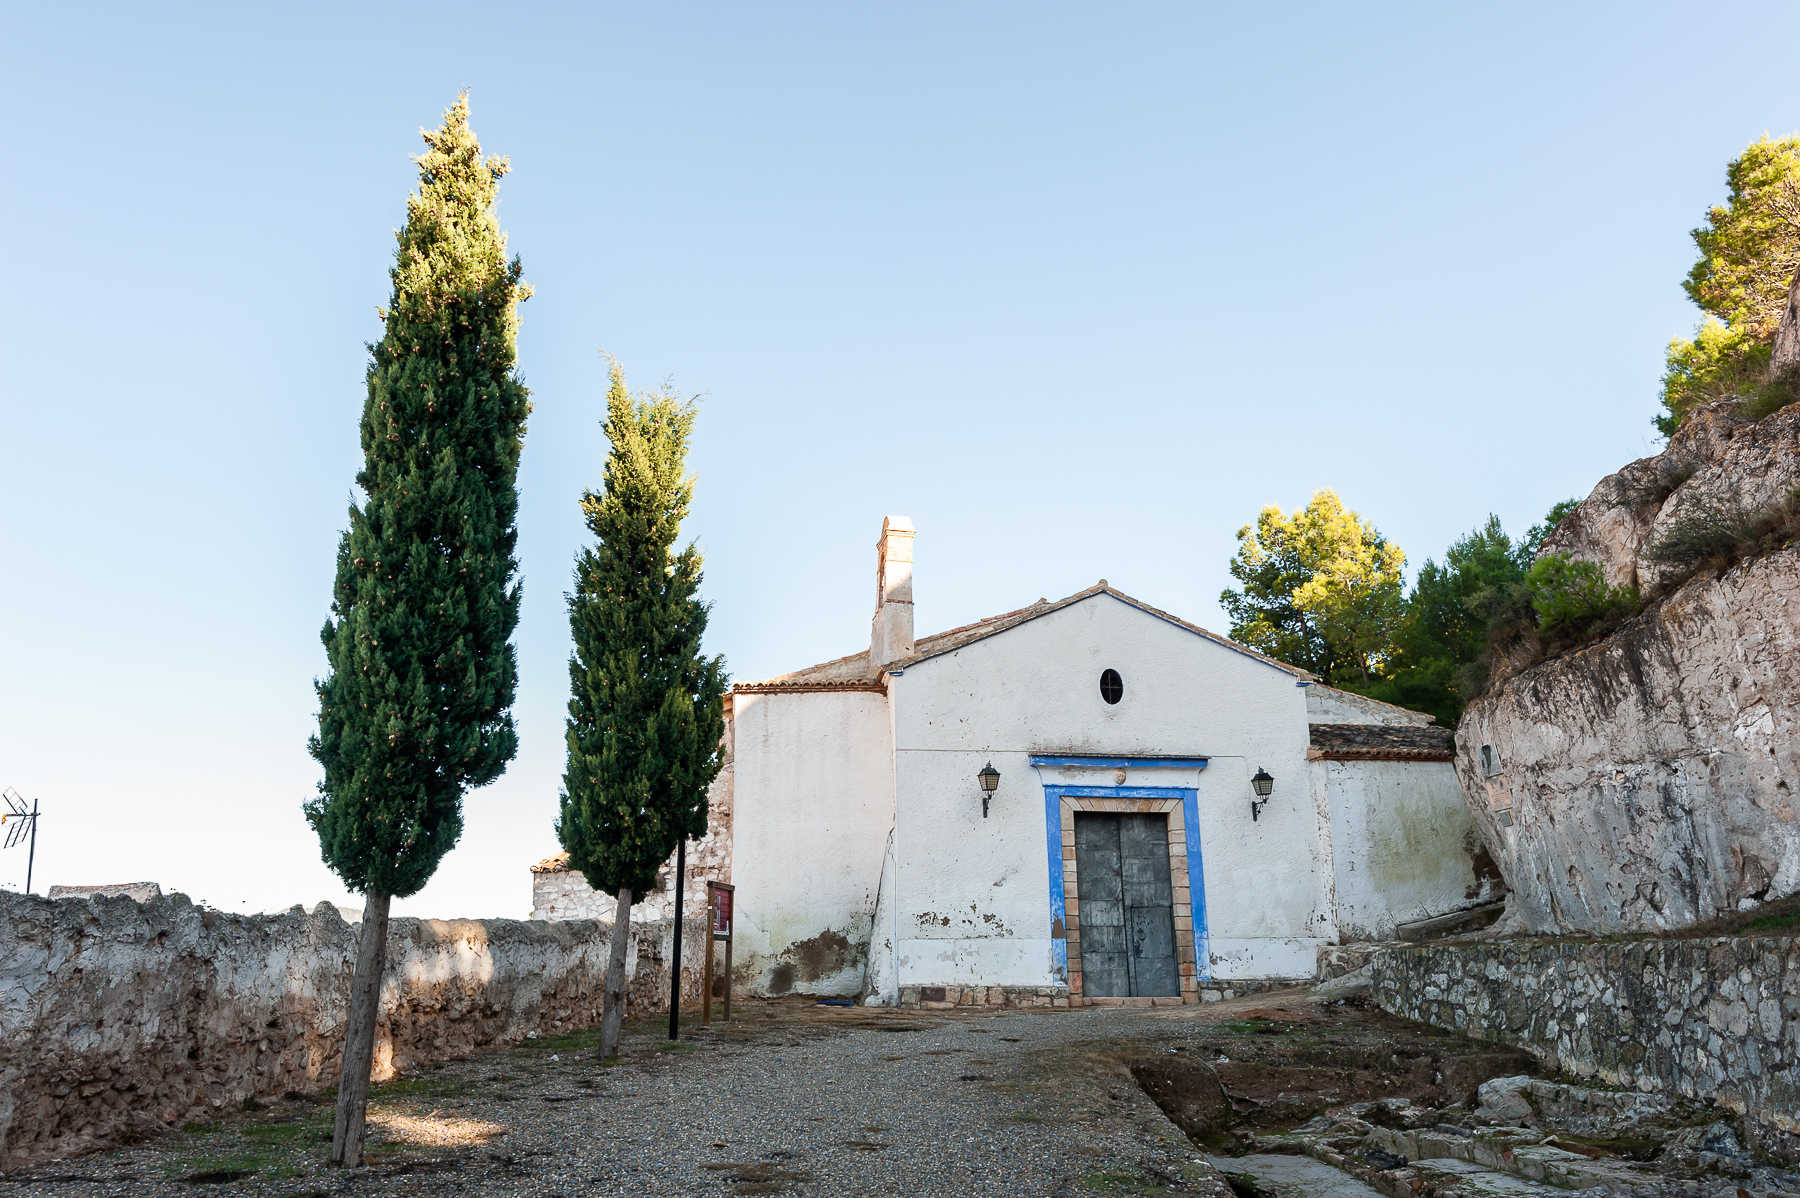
1099, 668, 1124, 705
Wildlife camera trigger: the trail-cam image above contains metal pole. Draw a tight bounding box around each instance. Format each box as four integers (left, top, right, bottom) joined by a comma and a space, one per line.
25, 797, 37, 894
702, 887, 715, 1028
668, 837, 686, 1041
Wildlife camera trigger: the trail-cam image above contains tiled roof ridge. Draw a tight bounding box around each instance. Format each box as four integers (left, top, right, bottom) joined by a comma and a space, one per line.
730, 582, 1315, 691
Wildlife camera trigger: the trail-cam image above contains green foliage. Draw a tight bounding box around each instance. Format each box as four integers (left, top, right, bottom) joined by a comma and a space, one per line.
556, 362, 727, 900
1524, 554, 1638, 644
1353, 516, 1528, 728
1220, 489, 1405, 686
1660, 135, 1800, 435
1645, 486, 1800, 574
1743, 363, 1800, 422
1519, 498, 1580, 560
1659, 318, 1771, 435
306, 96, 530, 899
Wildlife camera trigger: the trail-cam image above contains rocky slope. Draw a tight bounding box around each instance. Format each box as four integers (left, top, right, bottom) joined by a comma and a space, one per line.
1458, 400, 1800, 933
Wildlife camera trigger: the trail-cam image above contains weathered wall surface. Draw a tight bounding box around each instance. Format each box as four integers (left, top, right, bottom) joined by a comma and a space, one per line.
1370, 935, 1800, 1160
1306, 684, 1434, 727
1313, 757, 1492, 941
887, 592, 1328, 987
0, 890, 705, 1170
531, 709, 735, 923
730, 688, 894, 997
1460, 544, 1800, 933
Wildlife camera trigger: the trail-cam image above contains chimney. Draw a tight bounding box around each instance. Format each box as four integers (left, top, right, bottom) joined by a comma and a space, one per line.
871, 515, 916, 670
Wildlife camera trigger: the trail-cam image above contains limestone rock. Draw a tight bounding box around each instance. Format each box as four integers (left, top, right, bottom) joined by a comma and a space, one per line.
1538, 399, 1800, 597
1465, 394, 1800, 935
1771, 263, 1800, 379
1472, 1075, 1535, 1125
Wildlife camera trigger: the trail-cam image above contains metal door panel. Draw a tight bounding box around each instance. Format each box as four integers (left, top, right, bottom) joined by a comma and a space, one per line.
1122, 814, 1180, 998
1079, 919, 1127, 954
1074, 811, 1181, 998
1082, 953, 1131, 997
1080, 899, 1125, 935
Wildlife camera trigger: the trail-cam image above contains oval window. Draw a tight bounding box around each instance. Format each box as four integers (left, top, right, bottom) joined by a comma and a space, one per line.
1099, 669, 1123, 705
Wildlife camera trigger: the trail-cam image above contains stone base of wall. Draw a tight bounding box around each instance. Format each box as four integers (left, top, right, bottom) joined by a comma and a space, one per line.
0, 891, 707, 1170
900, 985, 1071, 1009
894, 976, 1301, 1009
1195, 977, 1301, 1003
1369, 934, 1800, 1163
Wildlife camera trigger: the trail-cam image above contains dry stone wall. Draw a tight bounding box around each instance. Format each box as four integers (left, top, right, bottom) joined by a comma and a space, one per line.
0, 890, 706, 1170
1370, 935, 1800, 1161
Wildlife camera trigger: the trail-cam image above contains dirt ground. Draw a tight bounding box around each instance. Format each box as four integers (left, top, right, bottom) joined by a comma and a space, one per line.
0, 989, 1716, 1198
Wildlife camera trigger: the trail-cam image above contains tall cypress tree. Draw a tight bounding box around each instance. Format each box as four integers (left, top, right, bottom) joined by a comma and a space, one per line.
306, 94, 529, 1165
557, 360, 726, 1059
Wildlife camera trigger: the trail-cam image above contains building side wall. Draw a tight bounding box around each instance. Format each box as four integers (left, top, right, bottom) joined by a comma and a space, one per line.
730, 689, 894, 996
1314, 758, 1488, 941
888, 594, 1326, 989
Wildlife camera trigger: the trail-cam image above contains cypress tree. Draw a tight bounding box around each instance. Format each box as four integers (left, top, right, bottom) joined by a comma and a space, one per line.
557, 360, 726, 1059
305, 94, 529, 1165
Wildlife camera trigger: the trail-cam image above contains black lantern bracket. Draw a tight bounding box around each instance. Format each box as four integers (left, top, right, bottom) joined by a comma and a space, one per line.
977, 761, 1000, 818
1249, 767, 1275, 822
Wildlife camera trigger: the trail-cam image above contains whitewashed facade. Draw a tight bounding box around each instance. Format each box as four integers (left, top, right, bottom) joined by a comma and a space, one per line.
533, 516, 1493, 1006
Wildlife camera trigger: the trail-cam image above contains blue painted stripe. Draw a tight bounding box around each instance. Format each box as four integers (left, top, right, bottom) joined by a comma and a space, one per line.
1182, 788, 1210, 979
1045, 787, 1067, 981
1029, 754, 1209, 769
1042, 783, 1211, 987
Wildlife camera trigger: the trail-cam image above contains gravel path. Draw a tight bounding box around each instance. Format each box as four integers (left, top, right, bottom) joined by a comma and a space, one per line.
0, 995, 1297, 1198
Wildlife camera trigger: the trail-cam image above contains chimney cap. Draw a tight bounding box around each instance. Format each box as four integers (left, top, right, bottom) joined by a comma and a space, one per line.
881, 514, 915, 533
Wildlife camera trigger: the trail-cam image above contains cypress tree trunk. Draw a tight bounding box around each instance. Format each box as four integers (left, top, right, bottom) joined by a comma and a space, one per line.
330, 890, 391, 1167
598, 886, 633, 1058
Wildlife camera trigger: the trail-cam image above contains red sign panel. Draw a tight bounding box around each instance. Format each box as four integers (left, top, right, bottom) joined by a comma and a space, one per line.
712, 887, 732, 936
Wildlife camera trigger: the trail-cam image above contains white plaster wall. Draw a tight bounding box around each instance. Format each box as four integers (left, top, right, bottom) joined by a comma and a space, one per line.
889, 593, 1328, 986
730, 690, 893, 996
1307, 685, 1434, 727
1313, 758, 1487, 940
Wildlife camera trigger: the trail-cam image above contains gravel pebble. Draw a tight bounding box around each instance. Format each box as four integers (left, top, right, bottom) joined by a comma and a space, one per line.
0, 996, 1281, 1197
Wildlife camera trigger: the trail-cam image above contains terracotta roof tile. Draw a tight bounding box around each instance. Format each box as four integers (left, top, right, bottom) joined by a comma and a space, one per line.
1307, 723, 1454, 761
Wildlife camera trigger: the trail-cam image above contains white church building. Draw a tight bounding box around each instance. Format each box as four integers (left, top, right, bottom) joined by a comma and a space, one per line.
533, 517, 1495, 1007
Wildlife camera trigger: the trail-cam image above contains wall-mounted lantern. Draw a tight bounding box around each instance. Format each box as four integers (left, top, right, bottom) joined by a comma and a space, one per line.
977, 761, 1000, 818
1249, 767, 1275, 822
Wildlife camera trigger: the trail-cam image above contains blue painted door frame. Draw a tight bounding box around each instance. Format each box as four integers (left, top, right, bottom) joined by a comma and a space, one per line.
1042, 783, 1210, 983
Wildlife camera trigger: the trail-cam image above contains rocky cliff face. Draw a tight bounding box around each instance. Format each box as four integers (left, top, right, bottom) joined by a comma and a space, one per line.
1459, 401, 1800, 934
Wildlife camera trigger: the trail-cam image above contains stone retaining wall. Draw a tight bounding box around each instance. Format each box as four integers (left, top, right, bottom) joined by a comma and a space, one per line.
1370, 934, 1800, 1160
0, 890, 706, 1169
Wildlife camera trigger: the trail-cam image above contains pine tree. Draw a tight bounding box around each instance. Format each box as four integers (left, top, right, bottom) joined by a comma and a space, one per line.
557, 360, 726, 1059
305, 94, 529, 1165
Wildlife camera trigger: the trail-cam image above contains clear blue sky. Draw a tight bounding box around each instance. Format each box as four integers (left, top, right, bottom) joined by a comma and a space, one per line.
2, 2, 1792, 916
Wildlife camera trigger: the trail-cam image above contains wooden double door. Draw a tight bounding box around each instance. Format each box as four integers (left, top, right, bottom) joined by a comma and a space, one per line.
1073, 812, 1180, 997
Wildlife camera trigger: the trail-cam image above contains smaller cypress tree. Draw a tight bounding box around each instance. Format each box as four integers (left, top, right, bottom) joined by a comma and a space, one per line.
557, 360, 726, 1058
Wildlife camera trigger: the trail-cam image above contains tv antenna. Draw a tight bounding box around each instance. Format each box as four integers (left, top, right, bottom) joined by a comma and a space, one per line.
3, 788, 40, 894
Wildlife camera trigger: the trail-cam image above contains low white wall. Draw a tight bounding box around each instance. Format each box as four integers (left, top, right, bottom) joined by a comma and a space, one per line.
730, 689, 894, 996
0, 890, 704, 1170
1313, 757, 1492, 940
